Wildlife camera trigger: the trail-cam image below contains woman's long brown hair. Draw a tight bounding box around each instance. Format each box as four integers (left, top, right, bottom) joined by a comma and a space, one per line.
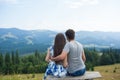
53, 33, 66, 63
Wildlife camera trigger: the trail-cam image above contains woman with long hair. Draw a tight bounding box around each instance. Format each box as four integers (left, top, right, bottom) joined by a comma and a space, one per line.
44, 33, 67, 79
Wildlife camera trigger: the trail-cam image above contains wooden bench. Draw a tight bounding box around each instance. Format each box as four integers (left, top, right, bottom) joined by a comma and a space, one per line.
46, 71, 102, 80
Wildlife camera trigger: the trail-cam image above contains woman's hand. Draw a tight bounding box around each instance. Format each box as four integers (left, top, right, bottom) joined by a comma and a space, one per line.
50, 56, 54, 61
45, 48, 51, 62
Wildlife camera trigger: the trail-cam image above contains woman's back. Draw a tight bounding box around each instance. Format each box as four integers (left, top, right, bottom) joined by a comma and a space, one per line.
44, 33, 67, 79
53, 33, 67, 66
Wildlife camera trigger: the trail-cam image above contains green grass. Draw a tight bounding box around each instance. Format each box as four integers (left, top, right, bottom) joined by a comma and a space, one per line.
0, 64, 120, 80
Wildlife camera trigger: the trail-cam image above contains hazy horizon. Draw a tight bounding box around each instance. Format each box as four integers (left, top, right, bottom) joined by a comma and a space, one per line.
1, 27, 120, 33
0, 0, 120, 32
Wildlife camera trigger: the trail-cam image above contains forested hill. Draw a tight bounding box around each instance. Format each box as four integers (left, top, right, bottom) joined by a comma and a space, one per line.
0, 28, 57, 54
0, 28, 120, 54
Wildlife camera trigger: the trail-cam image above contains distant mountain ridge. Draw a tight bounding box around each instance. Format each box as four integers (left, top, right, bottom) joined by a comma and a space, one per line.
0, 28, 120, 54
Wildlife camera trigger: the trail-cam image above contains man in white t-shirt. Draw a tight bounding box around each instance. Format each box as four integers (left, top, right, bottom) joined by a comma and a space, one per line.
51, 29, 86, 76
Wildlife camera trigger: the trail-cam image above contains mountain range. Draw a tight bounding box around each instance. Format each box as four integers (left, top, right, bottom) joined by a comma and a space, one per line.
0, 28, 120, 54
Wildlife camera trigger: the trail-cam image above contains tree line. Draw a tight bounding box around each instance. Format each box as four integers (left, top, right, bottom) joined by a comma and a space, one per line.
0, 50, 47, 74
0, 48, 120, 74
85, 48, 120, 70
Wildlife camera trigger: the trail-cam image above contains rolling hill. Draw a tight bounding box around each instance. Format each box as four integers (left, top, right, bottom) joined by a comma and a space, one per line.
0, 28, 120, 54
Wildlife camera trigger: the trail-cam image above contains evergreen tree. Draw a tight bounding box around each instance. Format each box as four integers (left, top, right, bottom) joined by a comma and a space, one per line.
34, 50, 39, 65
35, 50, 38, 58
109, 53, 115, 64
4, 52, 12, 74
100, 53, 113, 65
11, 51, 15, 74
14, 50, 20, 74
15, 50, 20, 64
11, 51, 15, 65
0, 53, 3, 74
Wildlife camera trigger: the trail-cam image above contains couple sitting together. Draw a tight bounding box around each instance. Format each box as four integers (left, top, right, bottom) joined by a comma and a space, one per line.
44, 29, 86, 80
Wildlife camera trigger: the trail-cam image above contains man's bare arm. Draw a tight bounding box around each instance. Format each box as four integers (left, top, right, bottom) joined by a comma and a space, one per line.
82, 50, 86, 62
63, 56, 68, 68
51, 51, 67, 61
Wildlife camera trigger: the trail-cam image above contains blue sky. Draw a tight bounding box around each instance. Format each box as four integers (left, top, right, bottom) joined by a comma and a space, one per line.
0, 0, 120, 32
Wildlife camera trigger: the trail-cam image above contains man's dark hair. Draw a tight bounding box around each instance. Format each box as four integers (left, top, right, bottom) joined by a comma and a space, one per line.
65, 29, 75, 40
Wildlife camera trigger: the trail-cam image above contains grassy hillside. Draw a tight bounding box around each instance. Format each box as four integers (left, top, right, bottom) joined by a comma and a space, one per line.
0, 64, 120, 80
0, 73, 44, 80
95, 64, 120, 80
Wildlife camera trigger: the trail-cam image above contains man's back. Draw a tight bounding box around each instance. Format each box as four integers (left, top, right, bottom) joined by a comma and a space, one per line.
63, 41, 85, 73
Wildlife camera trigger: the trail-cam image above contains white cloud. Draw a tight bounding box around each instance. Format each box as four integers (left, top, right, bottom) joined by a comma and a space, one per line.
88, 0, 98, 5
1, 32, 18, 40
64, 0, 98, 8
68, 2, 83, 8
0, 0, 17, 4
